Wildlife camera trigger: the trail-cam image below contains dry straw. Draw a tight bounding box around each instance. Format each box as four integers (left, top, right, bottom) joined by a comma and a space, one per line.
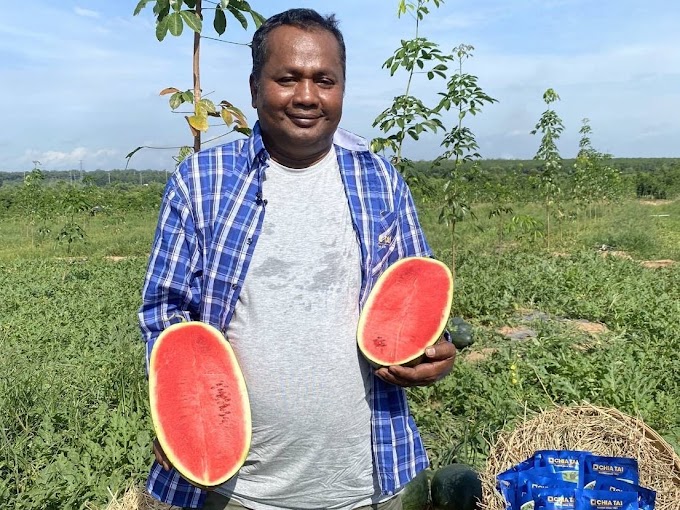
480, 403, 680, 510
100, 484, 177, 510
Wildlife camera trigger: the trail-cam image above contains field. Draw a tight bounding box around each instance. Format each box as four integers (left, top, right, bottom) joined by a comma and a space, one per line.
0, 172, 679, 508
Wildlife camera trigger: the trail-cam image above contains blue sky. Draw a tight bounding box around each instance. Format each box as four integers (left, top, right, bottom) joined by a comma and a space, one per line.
1, 0, 678, 171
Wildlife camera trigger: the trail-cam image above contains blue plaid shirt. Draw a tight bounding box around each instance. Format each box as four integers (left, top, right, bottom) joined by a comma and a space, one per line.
139, 122, 432, 508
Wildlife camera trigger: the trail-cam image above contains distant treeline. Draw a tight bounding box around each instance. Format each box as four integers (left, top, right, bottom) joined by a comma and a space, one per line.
411, 157, 680, 177
0, 169, 170, 187
1, 158, 678, 187
1, 158, 678, 200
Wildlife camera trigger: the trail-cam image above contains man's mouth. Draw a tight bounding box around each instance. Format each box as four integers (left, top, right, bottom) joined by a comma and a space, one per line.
288, 113, 323, 127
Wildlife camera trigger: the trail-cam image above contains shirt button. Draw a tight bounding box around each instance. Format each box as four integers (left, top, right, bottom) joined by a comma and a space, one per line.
246, 238, 252, 245
231, 283, 239, 290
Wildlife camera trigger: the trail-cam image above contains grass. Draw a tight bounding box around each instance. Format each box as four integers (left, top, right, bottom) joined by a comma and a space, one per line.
0, 194, 678, 508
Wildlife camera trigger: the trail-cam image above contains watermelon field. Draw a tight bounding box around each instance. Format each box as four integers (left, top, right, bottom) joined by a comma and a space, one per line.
1, 166, 679, 508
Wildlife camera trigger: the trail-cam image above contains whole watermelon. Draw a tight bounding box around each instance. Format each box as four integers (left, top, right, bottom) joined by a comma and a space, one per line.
430, 463, 482, 510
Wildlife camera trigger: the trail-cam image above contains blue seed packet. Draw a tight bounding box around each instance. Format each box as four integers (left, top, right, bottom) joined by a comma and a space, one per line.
533, 487, 576, 509
534, 450, 591, 484
580, 455, 639, 489
518, 472, 577, 510
497, 457, 537, 509
574, 488, 639, 509
593, 477, 656, 510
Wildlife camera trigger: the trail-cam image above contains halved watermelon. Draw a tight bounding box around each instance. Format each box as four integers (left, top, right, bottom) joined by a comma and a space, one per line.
357, 257, 453, 367
149, 321, 251, 488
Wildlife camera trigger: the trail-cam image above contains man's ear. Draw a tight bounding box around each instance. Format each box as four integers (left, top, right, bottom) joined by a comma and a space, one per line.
249, 74, 258, 109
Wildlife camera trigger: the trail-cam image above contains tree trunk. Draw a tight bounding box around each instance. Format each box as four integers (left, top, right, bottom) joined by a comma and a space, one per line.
192, 0, 202, 153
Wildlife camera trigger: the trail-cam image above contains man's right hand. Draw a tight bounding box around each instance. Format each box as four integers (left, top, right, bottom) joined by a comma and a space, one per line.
153, 437, 173, 471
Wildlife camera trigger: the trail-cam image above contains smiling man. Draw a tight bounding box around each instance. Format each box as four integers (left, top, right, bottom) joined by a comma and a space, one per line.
139, 8, 455, 510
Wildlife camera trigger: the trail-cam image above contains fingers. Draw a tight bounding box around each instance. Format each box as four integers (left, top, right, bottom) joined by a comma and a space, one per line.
424, 340, 457, 361
374, 346, 455, 387
153, 438, 172, 471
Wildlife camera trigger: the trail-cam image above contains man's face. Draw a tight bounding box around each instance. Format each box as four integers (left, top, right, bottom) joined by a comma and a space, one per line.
250, 25, 344, 168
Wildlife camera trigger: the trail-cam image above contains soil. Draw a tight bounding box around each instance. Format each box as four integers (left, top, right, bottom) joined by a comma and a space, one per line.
640, 259, 675, 269
463, 347, 499, 363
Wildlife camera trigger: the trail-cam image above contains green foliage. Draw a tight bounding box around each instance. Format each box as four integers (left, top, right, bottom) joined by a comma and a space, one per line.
134, 0, 263, 41
434, 44, 496, 287
531, 88, 565, 246
131, 0, 262, 164
1, 177, 680, 507
409, 249, 680, 470
572, 118, 624, 218
0, 259, 151, 508
372, 0, 452, 185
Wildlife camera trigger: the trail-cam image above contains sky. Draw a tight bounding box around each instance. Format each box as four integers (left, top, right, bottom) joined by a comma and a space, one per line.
1, 0, 679, 172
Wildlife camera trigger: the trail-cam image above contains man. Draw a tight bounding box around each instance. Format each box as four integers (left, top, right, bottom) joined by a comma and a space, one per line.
139, 8, 456, 510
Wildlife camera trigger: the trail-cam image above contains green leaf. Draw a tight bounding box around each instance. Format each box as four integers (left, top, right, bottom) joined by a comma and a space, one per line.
154, 0, 170, 16
133, 0, 151, 16
227, 4, 248, 29
156, 16, 169, 41
250, 10, 267, 28
169, 92, 183, 110
214, 7, 227, 35
200, 98, 216, 114
234, 126, 252, 136
167, 12, 183, 36
180, 10, 202, 33
125, 146, 144, 160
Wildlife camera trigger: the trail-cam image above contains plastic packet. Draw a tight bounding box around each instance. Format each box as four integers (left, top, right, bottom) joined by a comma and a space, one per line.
498, 457, 537, 509
518, 472, 576, 510
533, 487, 576, 509
534, 450, 591, 484
574, 488, 639, 509
593, 477, 655, 510
580, 455, 639, 489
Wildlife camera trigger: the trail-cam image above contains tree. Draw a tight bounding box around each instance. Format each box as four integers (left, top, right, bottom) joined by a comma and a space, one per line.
531, 88, 564, 248
573, 118, 622, 220
129, 0, 264, 165
435, 44, 496, 280
371, 0, 451, 186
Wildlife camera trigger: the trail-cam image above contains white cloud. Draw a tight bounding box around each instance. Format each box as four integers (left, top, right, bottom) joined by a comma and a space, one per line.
74, 7, 100, 19
23, 148, 118, 169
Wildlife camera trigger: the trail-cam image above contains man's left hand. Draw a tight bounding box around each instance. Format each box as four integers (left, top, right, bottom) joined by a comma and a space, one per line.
374, 338, 456, 387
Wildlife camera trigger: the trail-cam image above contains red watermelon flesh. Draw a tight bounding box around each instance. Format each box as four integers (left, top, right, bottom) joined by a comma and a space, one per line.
357, 257, 453, 367
149, 322, 251, 488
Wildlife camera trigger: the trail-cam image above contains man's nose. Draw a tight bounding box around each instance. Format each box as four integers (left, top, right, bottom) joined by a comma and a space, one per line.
293, 80, 318, 105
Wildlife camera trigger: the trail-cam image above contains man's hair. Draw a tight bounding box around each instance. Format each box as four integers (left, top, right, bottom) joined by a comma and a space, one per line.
250, 8, 346, 84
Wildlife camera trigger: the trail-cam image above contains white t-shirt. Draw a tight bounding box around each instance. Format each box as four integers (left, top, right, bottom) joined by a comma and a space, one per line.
220, 149, 380, 509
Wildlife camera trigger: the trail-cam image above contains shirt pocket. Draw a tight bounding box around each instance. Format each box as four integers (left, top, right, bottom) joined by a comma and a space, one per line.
370, 211, 398, 277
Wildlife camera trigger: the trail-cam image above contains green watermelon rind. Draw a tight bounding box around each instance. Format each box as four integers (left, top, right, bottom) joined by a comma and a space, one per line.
430, 463, 482, 510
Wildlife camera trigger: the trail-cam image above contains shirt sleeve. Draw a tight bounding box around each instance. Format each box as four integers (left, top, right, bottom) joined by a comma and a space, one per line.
393, 171, 433, 261
138, 173, 203, 373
